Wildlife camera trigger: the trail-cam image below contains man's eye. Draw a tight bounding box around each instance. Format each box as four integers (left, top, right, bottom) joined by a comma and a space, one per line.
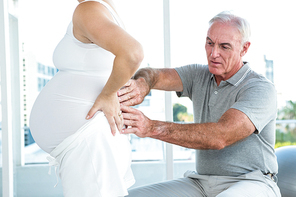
221, 45, 229, 50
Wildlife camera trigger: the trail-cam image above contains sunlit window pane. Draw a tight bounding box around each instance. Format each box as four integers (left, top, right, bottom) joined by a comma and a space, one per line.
117, 0, 165, 162
19, 0, 77, 164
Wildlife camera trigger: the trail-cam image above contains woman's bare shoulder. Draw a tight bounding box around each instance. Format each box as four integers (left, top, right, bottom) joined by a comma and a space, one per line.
73, 1, 114, 39
74, 1, 112, 20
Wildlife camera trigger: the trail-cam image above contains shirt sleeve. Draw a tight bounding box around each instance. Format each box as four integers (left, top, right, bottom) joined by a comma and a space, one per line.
230, 78, 277, 133
174, 64, 209, 99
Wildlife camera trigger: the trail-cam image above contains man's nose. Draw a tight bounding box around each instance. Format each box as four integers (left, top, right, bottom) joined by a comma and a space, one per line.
211, 46, 220, 58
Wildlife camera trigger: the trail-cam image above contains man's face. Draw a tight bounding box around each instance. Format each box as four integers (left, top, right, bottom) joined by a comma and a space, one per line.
205, 22, 248, 81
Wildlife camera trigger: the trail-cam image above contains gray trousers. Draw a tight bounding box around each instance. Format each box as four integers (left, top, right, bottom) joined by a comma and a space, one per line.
126, 170, 281, 197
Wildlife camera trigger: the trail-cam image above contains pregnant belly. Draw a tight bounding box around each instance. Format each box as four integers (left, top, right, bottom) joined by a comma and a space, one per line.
29, 71, 108, 152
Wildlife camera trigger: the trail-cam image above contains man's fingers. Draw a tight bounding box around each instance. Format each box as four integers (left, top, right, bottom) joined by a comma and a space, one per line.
119, 100, 133, 107
120, 105, 138, 114
122, 119, 138, 127
118, 91, 134, 103
117, 88, 128, 97
118, 81, 133, 96
124, 80, 132, 87
121, 127, 138, 134
122, 112, 139, 122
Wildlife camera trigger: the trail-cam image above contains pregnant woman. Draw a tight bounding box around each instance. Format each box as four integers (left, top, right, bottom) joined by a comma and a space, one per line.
29, 0, 143, 196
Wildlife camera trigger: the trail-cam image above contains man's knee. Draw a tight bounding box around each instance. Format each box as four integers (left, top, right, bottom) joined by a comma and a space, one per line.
126, 178, 203, 197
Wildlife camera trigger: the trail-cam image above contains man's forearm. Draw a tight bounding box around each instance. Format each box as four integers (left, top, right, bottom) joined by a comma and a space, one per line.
150, 120, 226, 150
132, 67, 160, 90
133, 67, 183, 92
150, 108, 256, 150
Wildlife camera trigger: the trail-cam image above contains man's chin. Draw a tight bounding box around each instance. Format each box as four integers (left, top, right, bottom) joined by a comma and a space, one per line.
208, 67, 221, 75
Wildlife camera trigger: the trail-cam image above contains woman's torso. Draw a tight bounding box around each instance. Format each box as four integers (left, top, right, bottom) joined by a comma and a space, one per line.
30, 0, 123, 153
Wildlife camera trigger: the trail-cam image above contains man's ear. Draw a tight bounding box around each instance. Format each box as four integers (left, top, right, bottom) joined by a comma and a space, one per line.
241, 41, 251, 57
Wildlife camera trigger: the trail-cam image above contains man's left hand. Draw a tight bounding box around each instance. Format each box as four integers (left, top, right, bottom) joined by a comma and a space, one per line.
120, 105, 155, 138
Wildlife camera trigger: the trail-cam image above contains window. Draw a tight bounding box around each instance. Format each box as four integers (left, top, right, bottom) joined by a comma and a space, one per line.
116, 0, 167, 162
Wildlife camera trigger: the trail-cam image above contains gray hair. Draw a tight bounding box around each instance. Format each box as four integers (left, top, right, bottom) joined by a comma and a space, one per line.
209, 11, 251, 45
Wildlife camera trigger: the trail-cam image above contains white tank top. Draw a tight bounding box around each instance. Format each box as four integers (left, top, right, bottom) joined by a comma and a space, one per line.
53, 0, 124, 76
30, 0, 124, 153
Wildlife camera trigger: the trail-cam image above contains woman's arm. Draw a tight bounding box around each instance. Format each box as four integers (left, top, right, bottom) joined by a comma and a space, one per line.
73, 1, 144, 135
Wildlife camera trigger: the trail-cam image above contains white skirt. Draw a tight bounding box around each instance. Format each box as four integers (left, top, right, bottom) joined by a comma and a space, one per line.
47, 112, 135, 197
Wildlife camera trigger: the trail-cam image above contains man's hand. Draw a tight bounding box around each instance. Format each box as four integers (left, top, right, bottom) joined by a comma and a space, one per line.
117, 78, 150, 106
120, 105, 157, 138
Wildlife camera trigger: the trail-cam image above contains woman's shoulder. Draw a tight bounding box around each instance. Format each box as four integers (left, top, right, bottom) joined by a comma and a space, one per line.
74, 1, 112, 21
72, 1, 115, 42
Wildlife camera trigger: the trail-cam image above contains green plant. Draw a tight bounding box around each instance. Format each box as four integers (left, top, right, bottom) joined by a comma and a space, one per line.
275, 141, 296, 149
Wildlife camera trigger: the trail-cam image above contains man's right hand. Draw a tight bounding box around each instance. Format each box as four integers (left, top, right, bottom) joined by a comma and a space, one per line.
117, 78, 150, 106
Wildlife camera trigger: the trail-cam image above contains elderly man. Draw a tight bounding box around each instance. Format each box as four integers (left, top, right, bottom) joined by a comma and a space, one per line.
118, 11, 281, 197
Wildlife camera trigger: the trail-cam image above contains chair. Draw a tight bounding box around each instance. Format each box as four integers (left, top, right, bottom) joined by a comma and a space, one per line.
275, 145, 296, 197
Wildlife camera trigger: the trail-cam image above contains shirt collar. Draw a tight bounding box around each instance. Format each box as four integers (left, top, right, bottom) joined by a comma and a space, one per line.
210, 62, 251, 86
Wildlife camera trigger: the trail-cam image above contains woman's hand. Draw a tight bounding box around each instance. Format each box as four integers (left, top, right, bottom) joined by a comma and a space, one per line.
86, 92, 123, 136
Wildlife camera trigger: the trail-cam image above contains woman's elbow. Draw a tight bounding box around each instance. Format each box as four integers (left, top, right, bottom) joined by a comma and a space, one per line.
129, 43, 144, 69
116, 42, 144, 74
